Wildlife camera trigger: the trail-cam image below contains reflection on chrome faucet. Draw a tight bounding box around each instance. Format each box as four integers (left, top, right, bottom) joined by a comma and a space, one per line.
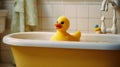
100, 0, 120, 34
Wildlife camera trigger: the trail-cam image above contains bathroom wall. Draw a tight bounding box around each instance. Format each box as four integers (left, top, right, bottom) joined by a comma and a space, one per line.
38, 0, 120, 33
39, 0, 102, 33
1, 0, 120, 64
3, 0, 120, 33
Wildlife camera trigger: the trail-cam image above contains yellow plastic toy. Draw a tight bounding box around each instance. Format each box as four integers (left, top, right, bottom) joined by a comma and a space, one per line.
50, 16, 81, 41
94, 24, 101, 34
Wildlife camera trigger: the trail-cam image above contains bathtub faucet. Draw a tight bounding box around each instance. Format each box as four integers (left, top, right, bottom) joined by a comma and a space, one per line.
100, 0, 120, 11
100, 0, 120, 34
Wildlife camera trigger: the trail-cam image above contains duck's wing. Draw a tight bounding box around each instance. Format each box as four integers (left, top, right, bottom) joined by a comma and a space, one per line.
73, 30, 81, 38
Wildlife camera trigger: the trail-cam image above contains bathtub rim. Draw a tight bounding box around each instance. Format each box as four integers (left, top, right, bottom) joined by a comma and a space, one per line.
3, 32, 120, 50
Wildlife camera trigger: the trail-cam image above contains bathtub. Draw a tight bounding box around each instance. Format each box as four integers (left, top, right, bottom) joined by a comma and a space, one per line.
3, 32, 120, 67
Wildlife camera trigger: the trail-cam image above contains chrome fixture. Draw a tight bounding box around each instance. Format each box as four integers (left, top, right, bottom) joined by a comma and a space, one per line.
100, 0, 120, 34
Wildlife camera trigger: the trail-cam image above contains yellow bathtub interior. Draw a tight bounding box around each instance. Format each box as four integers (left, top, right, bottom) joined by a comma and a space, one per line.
11, 46, 120, 67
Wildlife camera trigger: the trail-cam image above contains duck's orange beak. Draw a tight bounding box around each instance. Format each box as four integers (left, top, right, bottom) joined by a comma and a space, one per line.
55, 24, 62, 29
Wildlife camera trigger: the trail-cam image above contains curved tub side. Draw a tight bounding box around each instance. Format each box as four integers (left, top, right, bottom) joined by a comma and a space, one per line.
11, 46, 120, 67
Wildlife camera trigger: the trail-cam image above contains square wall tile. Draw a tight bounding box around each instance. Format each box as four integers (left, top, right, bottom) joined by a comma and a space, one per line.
38, 17, 42, 31
89, 4, 101, 18
65, 5, 77, 18
77, 5, 89, 18
38, 5, 42, 17
53, 4, 65, 17
77, 18, 89, 31
41, 18, 55, 31
68, 18, 77, 32
41, 4, 53, 17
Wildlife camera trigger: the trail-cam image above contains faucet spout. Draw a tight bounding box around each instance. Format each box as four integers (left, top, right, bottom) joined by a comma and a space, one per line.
109, 0, 120, 7
114, 0, 120, 6
100, 0, 119, 34
100, 0, 108, 11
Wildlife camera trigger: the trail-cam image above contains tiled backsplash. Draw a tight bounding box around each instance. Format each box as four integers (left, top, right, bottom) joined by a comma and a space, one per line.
38, 1, 120, 33
3, 0, 120, 33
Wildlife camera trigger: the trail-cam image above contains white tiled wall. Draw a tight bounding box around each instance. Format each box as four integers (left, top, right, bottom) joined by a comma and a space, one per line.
89, 5, 101, 18
39, 2, 100, 33
39, 1, 120, 33
77, 5, 89, 18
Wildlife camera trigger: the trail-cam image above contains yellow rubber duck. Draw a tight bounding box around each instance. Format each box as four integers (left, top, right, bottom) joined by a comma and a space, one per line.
94, 24, 101, 34
50, 16, 81, 42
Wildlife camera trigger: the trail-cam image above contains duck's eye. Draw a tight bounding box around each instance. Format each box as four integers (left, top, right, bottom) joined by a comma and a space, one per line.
61, 21, 64, 24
